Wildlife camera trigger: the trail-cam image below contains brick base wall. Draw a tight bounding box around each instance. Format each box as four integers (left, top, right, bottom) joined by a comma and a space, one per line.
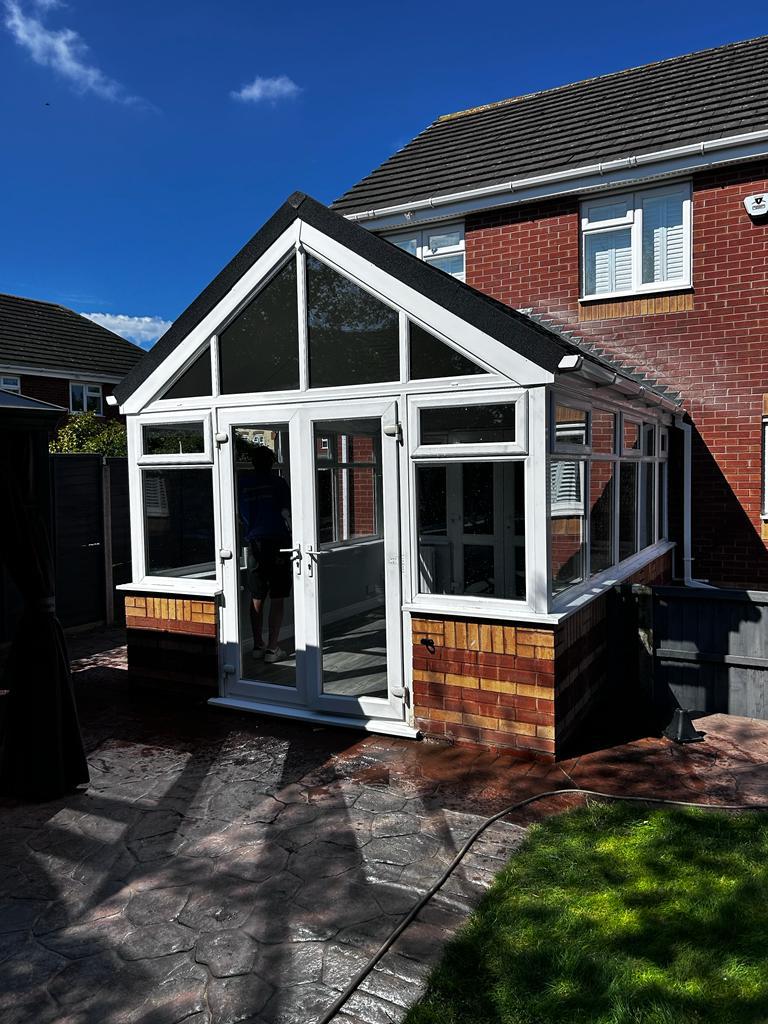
412, 549, 673, 761
125, 592, 219, 690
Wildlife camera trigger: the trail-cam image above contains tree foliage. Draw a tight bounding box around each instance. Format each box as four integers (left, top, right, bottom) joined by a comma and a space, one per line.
49, 411, 127, 456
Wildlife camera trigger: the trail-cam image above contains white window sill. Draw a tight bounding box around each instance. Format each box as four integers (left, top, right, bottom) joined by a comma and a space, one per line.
117, 579, 222, 597
579, 283, 693, 304
403, 597, 561, 626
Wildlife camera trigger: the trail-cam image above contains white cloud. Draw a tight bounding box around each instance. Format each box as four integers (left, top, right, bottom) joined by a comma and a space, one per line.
2, 0, 142, 104
231, 74, 301, 104
81, 312, 172, 348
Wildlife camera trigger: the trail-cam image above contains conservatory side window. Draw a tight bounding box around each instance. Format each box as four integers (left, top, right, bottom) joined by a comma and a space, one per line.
412, 392, 527, 604
138, 414, 217, 581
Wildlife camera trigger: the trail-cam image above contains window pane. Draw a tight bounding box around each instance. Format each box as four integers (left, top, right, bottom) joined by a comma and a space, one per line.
144, 468, 215, 578
642, 192, 685, 284
425, 227, 462, 252
307, 256, 399, 387
624, 420, 641, 451
585, 198, 631, 224
416, 462, 525, 600
658, 462, 668, 539
592, 408, 615, 455
554, 403, 588, 446
424, 253, 465, 278
388, 232, 418, 256
409, 323, 484, 380
220, 259, 299, 394
313, 422, 381, 545
85, 386, 102, 414
143, 422, 205, 456
71, 383, 84, 410
619, 462, 638, 561
590, 461, 614, 574
639, 462, 655, 549
584, 228, 632, 295
550, 459, 586, 594
420, 403, 516, 445
643, 423, 656, 456
163, 346, 212, 400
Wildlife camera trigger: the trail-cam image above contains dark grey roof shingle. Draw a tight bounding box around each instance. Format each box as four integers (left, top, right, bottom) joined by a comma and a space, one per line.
0, 293, 144, 377
333, 36, 768, 215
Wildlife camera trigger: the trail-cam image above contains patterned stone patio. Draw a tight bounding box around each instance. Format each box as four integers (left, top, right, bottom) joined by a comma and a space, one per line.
1, 627, 767, 1023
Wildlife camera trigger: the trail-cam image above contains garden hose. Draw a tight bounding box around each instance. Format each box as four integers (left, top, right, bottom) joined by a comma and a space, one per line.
317, 787, 768, 1024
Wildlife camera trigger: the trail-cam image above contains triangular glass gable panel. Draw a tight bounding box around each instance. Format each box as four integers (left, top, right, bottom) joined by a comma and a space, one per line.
219, 258, 300, 395
162, 344, 212, 400
307, 255, 399, 387
409, 323, 485, 380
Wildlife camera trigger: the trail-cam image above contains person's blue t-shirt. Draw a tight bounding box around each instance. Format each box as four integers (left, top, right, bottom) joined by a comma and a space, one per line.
238, 471, 291, 542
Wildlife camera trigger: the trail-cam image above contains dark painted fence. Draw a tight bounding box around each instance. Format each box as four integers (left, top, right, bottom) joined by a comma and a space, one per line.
0, 455, 130, 638
653, 585, 768, 720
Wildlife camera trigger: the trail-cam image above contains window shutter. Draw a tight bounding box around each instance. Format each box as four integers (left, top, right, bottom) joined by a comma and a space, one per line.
585, 229, 632, 295
642, 193, 685, 283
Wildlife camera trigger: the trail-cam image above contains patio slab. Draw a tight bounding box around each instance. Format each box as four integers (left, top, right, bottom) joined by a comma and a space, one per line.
1, 627, 767, 1023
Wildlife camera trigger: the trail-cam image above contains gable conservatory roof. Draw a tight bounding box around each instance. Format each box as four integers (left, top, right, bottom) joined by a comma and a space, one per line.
333, 36, 768, 217
0, 292, 144, 377
114, 193, 678, 408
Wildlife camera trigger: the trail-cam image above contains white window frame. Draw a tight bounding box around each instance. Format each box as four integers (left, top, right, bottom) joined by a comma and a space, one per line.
410, 388, 528, 459
384, 222, 466, 281
0, 375, 21, 394
580, 182, 692, 301
70, 381, 103, 416
138, 410, 213, 465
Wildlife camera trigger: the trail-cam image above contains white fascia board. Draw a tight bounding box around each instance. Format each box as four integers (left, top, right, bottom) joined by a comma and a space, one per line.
0, 364, 126, 384
121, 222, 300, 415
347, 133, 768, 231
298, 221, 553, 387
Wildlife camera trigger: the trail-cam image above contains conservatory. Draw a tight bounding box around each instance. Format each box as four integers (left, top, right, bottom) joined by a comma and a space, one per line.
114, 193, 677, 760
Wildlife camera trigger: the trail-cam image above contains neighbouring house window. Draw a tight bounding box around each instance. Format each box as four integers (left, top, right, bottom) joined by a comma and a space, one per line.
549, 398, 667, 598
384, 222, 465, 281
580, 183, 691, 299
0, 375, 21, 394
70, 382, 103, 415
143, 468, 216, 578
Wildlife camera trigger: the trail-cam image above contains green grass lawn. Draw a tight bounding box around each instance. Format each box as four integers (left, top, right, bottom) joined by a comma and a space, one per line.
405, 802, 768, 1024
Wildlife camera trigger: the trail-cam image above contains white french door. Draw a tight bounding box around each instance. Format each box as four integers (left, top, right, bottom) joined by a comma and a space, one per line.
216, 399, 404, 723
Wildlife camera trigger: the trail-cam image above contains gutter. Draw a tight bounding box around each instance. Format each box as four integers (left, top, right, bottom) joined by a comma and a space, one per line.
344, 129, 768, 226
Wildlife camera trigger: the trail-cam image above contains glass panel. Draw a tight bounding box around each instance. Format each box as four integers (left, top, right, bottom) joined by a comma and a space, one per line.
420, 403, 516, 445
409, 323, 484, 380
85, 386, 102, 414
70, 383, 84, 411
144, 468, 215, 578
550, 459, 586, 594
592, 408, 615, 455
425, 227, 462, 252
220, 260, 299, 395
163, 346, 212, 400
589, 462, 614, 574
619, 462, 638, 560
639, 462, 655, 549
643, 423, 656, 456
642, 191, 685, 284
585, 228, 632, 295
416, 462, 525, 600
424, 253, 465, 278
307, 256, 399, 387
143, 422, 205, 456
658, 462, 668, 539
585, 198, 631, 223
624, 420, 641, 451
234, 426, 296, 687
387, 232, 418, 256
554, 403, 588, 446
314, 420, 387, 699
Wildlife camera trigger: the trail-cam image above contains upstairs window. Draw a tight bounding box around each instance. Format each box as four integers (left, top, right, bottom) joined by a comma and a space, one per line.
385, 223, 465, 281
580, 183, 691, 300
0, 375, 20, 394
70, 382, 103, 415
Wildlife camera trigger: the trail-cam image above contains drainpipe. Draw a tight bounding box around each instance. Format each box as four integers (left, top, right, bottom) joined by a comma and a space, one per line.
674, 415, 712, 589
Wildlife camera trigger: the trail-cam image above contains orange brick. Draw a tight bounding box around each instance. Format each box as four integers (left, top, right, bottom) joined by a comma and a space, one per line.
479, 678, 516, 694
508, 720, 536, 736
455, 622, 467, 649
466, 622, 480, 650
503, 627, 517, 655
479, 624, 493, 651
517, 644, 535, 660
445, 672, 478, 688
491, 626, 504, 653
444, 621, 456, 648
533, 631, 555, 650
430, 708, 463, 724
537, 724, 555, 739
463, 713, 498, 729
535, 646, 555, 661
414, 668, 446, 685
517, 683, 554, 700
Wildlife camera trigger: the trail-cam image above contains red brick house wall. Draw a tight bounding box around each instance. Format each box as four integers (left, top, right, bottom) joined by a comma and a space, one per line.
465, 161, 768, 588
17, 374, 123, 421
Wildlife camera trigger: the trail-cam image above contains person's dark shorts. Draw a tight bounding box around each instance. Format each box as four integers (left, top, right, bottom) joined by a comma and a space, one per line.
247, 538, 293, 601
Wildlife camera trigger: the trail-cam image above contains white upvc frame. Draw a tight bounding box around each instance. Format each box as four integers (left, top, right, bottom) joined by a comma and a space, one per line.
383, 221, 466, 281
580, 181, 693, 302
137, 410, 213, 465
70, 380, 104, 416
409, 387, 528, 459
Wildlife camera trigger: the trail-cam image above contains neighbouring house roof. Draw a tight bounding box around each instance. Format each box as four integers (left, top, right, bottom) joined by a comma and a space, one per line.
114, 192, 679, 408
332, 35, 768, 216
0, 388, 66, 429
0, 292, 144, 378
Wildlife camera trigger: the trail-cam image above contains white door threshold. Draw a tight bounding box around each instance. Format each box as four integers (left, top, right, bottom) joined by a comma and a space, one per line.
208, 696, 420, 739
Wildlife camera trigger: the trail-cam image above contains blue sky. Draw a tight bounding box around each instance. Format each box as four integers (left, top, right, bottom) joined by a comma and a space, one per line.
0, 0, 760, 347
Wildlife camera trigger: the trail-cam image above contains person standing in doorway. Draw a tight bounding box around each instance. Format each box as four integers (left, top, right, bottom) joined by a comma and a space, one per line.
237, 445, 292, 662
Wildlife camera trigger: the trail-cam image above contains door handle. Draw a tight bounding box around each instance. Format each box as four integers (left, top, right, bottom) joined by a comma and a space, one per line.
279, 544, 302, 575
304, 545, 329, 578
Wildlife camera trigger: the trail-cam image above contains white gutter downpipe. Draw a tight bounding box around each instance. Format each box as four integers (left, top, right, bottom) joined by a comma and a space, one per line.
345, 129, 768, 224
674, 415, 712, 589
